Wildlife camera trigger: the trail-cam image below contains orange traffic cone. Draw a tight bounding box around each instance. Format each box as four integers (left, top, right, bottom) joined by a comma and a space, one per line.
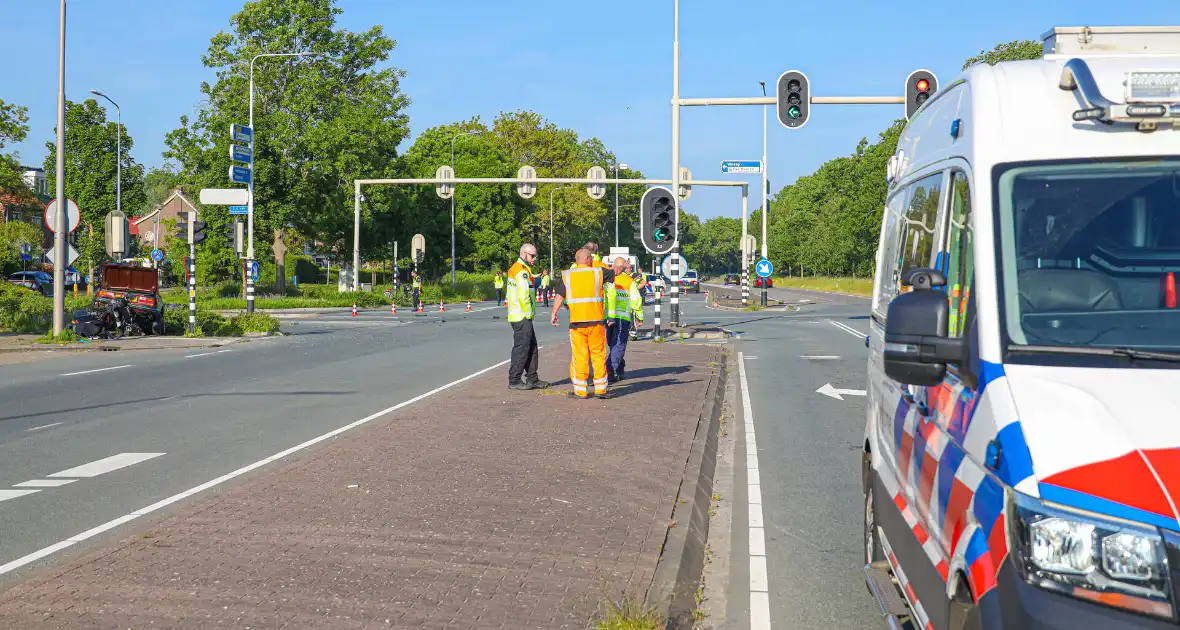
439, 300, 445, 312
1168, 272, 1177, 309
417, 301, 424, 312
391, 302, 397, 315
466, 300, 472, 312
352, 303, 358, 317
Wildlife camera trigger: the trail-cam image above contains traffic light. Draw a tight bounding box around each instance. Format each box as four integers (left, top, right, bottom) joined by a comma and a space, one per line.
906, 70, 938, 119
639, 186, 677, 255
631, 221, 643, 243
776, 70, 809, 129
175, 211, 208, 245
226, 219, 244, 256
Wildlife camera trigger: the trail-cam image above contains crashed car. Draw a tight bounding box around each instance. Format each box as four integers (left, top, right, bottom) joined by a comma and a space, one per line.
72, 262, 166, 338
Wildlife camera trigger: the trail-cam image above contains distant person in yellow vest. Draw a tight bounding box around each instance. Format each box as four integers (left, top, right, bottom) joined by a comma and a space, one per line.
551, 248, 613, 399
506, 244, 549, 391
539, 269, 552, 307
411, 271, 422, 310
493, 271, 505, 305
606, 256, 644, 382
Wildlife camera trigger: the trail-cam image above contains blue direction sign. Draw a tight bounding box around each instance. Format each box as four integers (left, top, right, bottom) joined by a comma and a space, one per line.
249, 260, 261, 282
150, 248, 165, 262
19, 254, 30, 261
230, 143, 253, 164
229, 165, 252, 184
231, 123, 253, 144
756, 258, 774, 278
228, 205, 248, 215
721, 160, 763, 174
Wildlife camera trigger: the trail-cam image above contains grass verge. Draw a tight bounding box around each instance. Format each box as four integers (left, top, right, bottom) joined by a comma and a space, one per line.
771, 276, 872, 296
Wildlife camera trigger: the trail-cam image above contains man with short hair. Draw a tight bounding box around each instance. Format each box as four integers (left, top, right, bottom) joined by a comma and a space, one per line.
507, 244, 548, 390
539, 269, 551, 306
605, 256, 643, 381
493, 271, 505, 306
551, 248, 614, 399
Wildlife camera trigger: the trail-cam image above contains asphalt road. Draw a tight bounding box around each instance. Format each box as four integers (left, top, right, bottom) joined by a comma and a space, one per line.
703, 284, 882, 629
1, 286, 884, 629
0, 301, 568, 586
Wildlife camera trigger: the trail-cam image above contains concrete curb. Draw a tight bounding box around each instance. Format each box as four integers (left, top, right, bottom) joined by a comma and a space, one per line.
0, 336, 246, 354
648, 344, 727, 628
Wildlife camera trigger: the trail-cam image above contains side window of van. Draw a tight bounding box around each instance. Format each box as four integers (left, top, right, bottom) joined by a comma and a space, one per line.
898, 173, 944, 285
945, 172, 974, 337
874, 190, 908, 315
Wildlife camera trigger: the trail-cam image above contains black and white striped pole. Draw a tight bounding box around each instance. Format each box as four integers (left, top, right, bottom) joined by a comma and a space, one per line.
741, 267, 749, 307
187, 248, 196, 335
654, 289, 662, 338
670, 248, 680, 328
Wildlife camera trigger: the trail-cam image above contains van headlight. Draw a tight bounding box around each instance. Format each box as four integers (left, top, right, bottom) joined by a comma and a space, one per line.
1007, 491, 1173, 619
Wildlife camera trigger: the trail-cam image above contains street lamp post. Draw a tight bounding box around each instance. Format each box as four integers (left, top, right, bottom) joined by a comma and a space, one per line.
759, 80, 769, 306
89, 90, 121, 218
248, 50, 321, 312
613, 162, 628, 247
52, 0, 67, 336
451, 129, 484, 289
549, 185, 573, 277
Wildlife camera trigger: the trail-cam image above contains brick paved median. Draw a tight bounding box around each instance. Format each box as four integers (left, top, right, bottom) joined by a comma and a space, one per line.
0, 341, 721, 629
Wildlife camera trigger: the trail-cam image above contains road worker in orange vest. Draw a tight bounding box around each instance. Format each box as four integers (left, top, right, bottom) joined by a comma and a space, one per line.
551, 248, 614, 399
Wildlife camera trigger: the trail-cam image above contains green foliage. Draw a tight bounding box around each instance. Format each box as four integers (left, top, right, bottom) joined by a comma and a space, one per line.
0, 221, 44, 275
43, 98, 147, 273
38, 328, 76, 344
962, 40, 1043, 70
230, 312, 280, 334
0, 98, 33, 201
0, 282, 89, 333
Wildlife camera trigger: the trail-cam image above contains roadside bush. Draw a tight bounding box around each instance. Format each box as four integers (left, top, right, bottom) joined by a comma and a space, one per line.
0, 282, 91, 333
230, 312, 280, 334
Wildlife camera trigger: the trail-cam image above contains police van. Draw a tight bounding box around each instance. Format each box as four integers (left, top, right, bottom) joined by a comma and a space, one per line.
863, 26, 1180, 629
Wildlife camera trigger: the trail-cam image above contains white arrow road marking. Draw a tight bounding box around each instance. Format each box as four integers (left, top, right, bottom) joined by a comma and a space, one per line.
47, 453, 165, 478
827, 319, 865, 338
13, 479, 76, 488
816, 383, 867, 400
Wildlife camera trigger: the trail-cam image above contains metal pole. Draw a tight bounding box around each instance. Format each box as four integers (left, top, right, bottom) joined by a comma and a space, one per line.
449, 130, 483, 290
761, 82, 769, 306
670, 0, 681, 329
614, 164, 619, 247
188, 243, 196, 335
354, 181, 361, 291
741, 184, 749, 307
678, 95, 905, 106
52, 0, 66, 336
548, 185, 570, 275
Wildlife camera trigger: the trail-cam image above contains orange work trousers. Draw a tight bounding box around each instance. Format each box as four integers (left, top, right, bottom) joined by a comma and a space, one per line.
569, 324, 608, 397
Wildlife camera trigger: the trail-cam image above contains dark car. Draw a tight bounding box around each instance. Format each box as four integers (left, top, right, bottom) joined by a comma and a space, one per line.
7, 271, 54, 296
92, 263, 166, 335
753, 276, 774, 288
723, 273, 738, 285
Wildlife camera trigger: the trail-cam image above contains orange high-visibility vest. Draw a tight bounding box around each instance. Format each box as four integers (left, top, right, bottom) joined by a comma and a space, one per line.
561, 264, 605, 324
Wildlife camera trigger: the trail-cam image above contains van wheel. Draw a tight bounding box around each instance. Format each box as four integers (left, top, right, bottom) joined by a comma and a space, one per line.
864, 483, 884, 565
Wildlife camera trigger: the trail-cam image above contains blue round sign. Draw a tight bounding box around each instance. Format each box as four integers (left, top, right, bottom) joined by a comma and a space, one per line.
150, 248, 164, 262
249, 260, 261, 282
756, 258, 774, 278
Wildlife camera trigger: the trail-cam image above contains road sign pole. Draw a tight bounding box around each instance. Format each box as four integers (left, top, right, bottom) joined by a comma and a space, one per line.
741, 186, 749, 307
671, 0, 681, 331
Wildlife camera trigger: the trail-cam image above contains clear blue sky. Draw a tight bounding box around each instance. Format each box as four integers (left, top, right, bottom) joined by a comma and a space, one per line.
3, 1, 1176, 220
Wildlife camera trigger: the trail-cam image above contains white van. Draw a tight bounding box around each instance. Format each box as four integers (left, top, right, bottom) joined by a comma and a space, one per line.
863, 26, 1180, 630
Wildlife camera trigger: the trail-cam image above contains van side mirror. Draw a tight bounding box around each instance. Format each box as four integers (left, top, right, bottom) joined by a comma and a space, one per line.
884, 268, 963, 387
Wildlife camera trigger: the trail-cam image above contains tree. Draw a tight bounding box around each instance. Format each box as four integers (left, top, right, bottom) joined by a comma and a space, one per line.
0, 98, 33, 203
164, 0, 412, 284
43, 98, 146, 275
962, 40, 1043, 70
0, 220, 43, 274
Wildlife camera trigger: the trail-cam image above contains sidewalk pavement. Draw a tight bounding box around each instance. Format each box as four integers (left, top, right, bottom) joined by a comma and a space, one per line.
0, 333, 248, 354
0, 341, 724, 629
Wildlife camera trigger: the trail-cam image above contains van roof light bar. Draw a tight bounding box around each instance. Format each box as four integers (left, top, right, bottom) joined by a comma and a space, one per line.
1060, 58, 1180, 131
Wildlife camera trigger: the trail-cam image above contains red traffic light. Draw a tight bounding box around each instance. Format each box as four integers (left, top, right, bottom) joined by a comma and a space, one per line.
915, 78, 930, 92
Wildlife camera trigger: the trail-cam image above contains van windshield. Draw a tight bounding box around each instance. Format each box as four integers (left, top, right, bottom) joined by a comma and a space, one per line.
996, 158, 1180, 353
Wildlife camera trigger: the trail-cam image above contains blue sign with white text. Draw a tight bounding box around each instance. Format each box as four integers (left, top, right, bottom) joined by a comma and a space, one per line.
756, 258, 773, 278
229, 165, 251, 184
228, 205, 248, 215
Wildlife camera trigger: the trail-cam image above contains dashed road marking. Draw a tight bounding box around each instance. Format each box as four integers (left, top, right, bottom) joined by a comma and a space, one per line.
739, 352, 772, 630
61, 365, 131, 377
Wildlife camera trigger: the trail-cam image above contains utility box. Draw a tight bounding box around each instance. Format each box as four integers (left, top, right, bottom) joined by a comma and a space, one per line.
1042, 26, 1180, 56
338, 267, 353, 292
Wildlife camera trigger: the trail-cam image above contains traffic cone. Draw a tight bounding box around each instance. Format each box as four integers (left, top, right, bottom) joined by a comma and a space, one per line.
417, 301, 424, 312
352, 303, 358, 317
1167, 272, 1176, 309
466, 300, 472, 312
439, 300, 446, 312
391, 302, 397, 315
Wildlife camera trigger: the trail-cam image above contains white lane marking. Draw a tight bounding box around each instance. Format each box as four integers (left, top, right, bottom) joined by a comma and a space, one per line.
0, 354, 519, 576
800, 355, 841, 360
739, 352, 772, 629
816, 383, 867, 400
0, 489, 40, 502
744, 356, 759, 360
13, 479, 76, 488
26, 422, 62, 432
184, 349, 231, 359
60, 365, 131, 377
47, 453, 166, 478
827, 319, 865, 338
